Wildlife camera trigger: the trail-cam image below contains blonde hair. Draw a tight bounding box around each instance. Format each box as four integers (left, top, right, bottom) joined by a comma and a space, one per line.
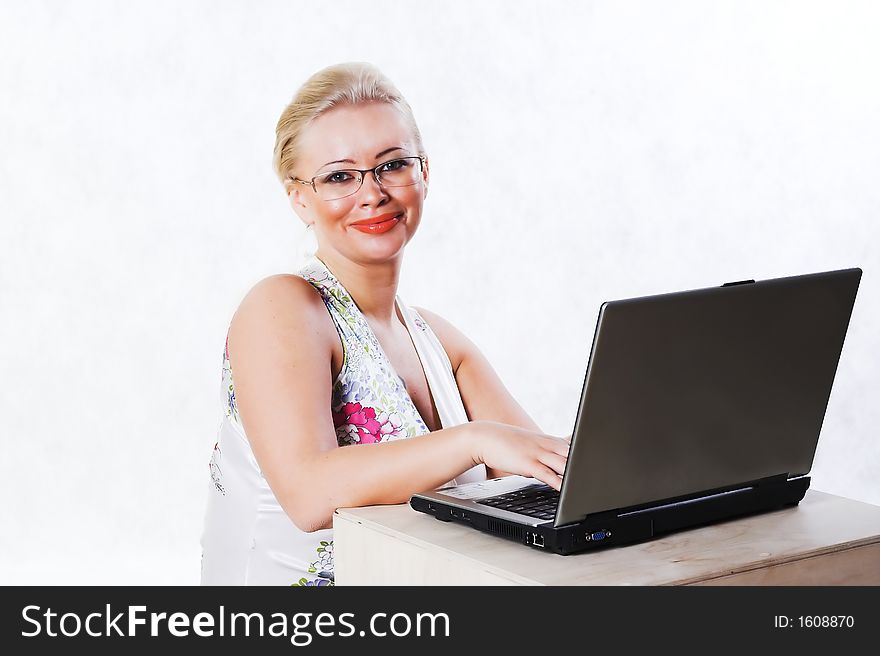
273, 62, 425, 193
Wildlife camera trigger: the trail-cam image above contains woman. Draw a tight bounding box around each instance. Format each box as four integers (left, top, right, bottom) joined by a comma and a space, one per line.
200, 62, 570, 585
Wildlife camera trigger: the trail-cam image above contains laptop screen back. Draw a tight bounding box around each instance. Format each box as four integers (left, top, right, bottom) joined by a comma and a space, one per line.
556, 268, 861, 526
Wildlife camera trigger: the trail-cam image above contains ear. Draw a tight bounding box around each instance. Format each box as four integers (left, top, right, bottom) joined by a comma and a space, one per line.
287, 182, 313, 227
421, 156, 430, 199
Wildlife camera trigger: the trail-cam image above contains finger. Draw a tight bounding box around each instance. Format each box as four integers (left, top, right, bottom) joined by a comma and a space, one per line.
532, 464, 562, 491
537, 451, 568, 476
552, 438, 571, 456
540, 436, 571, 456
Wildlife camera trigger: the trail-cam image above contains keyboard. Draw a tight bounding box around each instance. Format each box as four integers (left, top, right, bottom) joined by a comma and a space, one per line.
476, 483, 559, 520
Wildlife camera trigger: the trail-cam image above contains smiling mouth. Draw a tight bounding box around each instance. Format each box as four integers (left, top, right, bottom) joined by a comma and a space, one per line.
351, 212, 402, 227
350, 213, 402, 234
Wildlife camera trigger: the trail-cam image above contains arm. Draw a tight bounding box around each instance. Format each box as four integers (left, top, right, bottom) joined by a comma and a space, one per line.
227, 277, 567, 533
412, 306, 547, 478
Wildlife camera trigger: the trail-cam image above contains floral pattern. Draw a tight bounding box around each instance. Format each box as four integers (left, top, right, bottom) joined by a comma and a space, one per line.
294, 541, 335, 586
332, 402, 407, 445
208, 442, 226, 496
412, 312, 428, 332
222, 337, 238, 424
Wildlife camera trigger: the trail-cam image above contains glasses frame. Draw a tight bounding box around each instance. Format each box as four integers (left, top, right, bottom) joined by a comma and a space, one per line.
290, 156, 427, 201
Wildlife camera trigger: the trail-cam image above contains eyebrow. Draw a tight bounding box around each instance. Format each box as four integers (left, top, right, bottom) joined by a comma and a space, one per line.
320, 146, 407, 169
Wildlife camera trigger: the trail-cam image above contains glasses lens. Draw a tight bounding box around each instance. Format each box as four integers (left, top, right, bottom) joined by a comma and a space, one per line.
315, 170, 362, 201
376, 157, 422, 187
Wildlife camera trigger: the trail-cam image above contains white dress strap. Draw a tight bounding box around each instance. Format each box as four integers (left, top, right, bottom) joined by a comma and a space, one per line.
396, 295, 487, 486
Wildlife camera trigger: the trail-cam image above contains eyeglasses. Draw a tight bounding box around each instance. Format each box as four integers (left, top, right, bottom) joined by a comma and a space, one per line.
290, 156, 426, 202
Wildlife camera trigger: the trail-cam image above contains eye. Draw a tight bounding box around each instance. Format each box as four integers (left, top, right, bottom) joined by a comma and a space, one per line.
378, 158, 409, 173
320, 171, 355, 185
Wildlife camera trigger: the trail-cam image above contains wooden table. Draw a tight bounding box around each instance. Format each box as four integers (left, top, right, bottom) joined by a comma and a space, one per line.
333, 489, 880, 585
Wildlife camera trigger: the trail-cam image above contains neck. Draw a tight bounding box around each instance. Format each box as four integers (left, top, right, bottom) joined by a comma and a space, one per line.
314, 249, 403, 329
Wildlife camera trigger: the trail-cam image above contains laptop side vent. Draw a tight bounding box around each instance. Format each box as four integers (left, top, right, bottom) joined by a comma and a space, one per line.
487, 519, 524, 542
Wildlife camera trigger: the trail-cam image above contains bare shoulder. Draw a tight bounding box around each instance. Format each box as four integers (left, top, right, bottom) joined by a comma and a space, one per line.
234, 273, 326, 324
410, 305, 477, 373
229, 274, 334, 355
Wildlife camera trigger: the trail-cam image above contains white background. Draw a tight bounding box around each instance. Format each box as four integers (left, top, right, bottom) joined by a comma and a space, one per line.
1, 0, 877, 584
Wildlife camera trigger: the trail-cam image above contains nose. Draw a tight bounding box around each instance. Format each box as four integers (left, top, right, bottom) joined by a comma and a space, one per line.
357, 170, 389, 206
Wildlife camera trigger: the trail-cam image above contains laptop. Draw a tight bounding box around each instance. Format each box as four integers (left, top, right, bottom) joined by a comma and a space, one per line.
410, 268, 861, 555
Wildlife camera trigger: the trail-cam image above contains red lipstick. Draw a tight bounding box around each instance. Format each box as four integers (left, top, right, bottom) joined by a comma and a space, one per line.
350, 212, 402, 234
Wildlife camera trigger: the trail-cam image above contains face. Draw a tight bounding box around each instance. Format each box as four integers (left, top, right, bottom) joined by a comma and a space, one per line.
288, 102, 429, 266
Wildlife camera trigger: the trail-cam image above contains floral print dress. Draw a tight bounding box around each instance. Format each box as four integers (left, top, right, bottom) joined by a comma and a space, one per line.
200, 255, 484, 586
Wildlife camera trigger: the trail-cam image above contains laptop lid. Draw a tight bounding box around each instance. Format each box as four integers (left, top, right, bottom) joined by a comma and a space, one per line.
555, 268, 861, 526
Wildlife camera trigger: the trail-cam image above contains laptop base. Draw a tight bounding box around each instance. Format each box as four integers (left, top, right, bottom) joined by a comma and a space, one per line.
410, 475, 810, 555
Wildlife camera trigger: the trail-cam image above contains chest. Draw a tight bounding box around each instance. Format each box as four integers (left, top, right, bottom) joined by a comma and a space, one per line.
372, 327, 442, 433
